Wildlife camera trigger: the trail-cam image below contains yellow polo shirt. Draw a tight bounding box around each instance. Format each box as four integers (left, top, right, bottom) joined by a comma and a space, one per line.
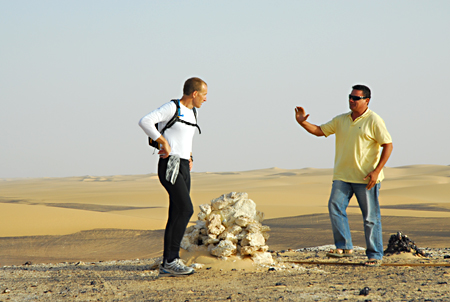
320, 109, 392, 184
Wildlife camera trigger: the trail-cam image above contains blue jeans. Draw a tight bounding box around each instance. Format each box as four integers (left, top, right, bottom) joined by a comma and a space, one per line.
328, 180, 383, 260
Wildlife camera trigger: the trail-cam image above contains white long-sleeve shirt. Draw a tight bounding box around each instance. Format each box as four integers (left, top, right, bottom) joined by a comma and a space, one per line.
139, 100, 198, 160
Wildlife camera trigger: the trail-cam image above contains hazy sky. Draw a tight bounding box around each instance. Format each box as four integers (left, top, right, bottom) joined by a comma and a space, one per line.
1, 1, 449, 178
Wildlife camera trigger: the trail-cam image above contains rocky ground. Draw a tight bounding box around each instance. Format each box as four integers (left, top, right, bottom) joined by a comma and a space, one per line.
1, 246, 450, 302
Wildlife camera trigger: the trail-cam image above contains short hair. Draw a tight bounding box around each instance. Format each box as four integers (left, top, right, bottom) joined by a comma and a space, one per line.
352, 84, 371, 99
183, 77, 207, 96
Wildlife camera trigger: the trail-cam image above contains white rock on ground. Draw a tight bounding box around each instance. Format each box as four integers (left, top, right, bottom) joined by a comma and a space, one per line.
182, 192, 273, 264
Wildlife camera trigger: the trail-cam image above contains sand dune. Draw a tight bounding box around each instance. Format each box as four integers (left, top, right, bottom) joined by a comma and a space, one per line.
1, 165, 449, 238
1, 165, 449, 265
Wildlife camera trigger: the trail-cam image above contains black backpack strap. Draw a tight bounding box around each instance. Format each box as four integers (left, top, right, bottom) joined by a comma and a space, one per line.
192, 108, 201, 134
148, 100, 179, 147
159, 99, 180, 135
148, 99, 201, 147
177, 119, 201, 134
165, 102, 201, 134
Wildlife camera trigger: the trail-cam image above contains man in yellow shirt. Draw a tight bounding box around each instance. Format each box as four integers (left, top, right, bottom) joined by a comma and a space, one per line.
295, 84, 393, 266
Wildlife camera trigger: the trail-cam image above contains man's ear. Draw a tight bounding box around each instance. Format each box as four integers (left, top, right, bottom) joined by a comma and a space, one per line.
191, 90, 198, 98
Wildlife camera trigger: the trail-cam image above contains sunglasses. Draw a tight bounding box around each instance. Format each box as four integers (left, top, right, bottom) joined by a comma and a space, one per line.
349, 94, 368, 101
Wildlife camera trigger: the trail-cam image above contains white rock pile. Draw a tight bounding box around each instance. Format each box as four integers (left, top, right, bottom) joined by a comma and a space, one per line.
181, 192, 273, 264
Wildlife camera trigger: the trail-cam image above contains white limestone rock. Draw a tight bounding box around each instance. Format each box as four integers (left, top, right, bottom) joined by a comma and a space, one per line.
185, 225, 196, 234
260, 225, 271, 232
251, 252, 274, 264
199, 204, 212, 215
198, 204, 211, 221
210, 240, 237, 258
232, 199, 256, 221
204, 234, 220, 245
211, 194, 234, 210
259, 245, 269, 252
197, 212, 207, 221
246, 223, 261, 233
255, 211, 265, 223
228, 225, 243, 235
235, 216, 252, 227
241, 232, 265, 247
211, 192, 247, 211
228, 192, 248, 201
181, 192, 271, 263
218, 231, 238, 244
236, 230, 248, 241
180, 235, 191, 250
240, 245, 259, 256
195, 220, 206, 229
207, 213, 226, 235
191, 263, 205, 269
180, 227, 200, 249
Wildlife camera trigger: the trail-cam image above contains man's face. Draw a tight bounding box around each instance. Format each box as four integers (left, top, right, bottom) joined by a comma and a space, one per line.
349, 89, 369, 113
193, 84, 208, 108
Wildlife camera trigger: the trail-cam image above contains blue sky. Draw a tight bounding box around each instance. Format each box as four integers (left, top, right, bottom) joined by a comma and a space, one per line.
1, 1, 449, 178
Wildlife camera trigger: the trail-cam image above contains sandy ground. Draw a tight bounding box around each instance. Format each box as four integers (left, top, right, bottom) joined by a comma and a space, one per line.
1, 165, 450, 301
1, 247, 450, 301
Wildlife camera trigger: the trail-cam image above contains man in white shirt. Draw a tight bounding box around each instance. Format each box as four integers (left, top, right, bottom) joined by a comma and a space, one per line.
139, 77, 207, 275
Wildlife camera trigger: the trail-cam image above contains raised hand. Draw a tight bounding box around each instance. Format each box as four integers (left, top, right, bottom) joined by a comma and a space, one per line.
295, 106, 310, 124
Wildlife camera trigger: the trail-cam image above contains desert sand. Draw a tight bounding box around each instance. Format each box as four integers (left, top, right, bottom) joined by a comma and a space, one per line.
1, 165, 450, 301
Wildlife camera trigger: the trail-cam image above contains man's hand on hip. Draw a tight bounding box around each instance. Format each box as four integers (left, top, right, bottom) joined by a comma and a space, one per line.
364, 170, 380, 190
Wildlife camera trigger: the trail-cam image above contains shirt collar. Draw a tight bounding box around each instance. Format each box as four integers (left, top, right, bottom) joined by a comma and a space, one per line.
347, 108, 371, 122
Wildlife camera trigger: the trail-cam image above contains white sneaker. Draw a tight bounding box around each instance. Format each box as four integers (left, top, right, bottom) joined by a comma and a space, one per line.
159, 259, 194, 276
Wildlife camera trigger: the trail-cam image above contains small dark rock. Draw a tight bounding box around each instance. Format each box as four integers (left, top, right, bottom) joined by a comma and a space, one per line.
359, 287, 370, 296
437, 281, 448, 285
384, 232, 430, 256
23, 261, 32, 266
444, 255, 450, 259
268, 267, 276, 272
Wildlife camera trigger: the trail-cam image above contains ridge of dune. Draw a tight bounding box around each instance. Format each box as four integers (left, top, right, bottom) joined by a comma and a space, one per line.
0, 203, 166, 237
1, 165, 449, 239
